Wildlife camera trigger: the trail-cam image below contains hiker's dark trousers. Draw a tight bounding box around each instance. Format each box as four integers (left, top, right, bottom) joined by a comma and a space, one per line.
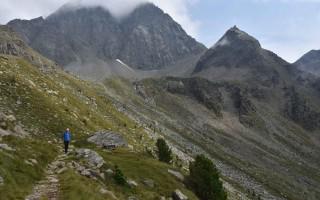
64, 141, 69, 153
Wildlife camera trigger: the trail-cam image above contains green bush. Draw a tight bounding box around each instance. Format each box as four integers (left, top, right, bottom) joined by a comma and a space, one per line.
113, 165, 126, 185
156, 138, 172, 163
186, 155, 227, 200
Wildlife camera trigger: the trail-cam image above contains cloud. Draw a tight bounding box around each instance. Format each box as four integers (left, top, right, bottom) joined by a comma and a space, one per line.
63, 0, 146, 18
0, 0, 200, 38
148, 0, 200, 38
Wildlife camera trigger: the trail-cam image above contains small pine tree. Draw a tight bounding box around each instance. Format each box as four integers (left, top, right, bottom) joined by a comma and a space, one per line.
187, 155, 227, 200
156, 138, 172, 163
113, 165, 126, 185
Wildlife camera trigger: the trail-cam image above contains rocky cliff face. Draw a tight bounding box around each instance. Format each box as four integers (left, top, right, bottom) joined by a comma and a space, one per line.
8, 3, 206, 70
0, 25, 56, 69
294, 49, 320, 76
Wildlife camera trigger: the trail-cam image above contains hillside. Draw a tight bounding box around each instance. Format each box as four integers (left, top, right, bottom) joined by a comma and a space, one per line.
7, 3, 206, 72
98, 27, 320, 200
0, 26, 207, 200
102, 76, 320, 200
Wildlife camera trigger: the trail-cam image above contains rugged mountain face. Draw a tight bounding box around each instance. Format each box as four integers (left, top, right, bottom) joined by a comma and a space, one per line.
294, 50, 320, 76
0, 25, 56, 69
193, 26, 294, 87
103, 74, 320, 200
7, 3, 206, 70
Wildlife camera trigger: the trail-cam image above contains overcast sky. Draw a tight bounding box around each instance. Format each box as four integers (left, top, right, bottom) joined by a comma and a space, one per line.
0, 0, 319, 62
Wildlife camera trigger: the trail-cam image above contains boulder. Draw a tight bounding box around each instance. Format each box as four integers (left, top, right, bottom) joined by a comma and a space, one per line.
0, 143, 14, 151
168, 169, 184, 181
13, 125, 28, 137
172, 189, 188, 200
105, 169, 114, 176
128, 196, 139, 200
88, 131, 127, 149
0, 128, 10, 137
0, 176, 3, 186
142, 179, 155, 188
75, 148, 105, 169
99, 188, 117, 199
57, 167, 68, 174
0, 113, 28, 137
127, 179, 138, 187
50, 161, 65, 171
80, 169, 91, 177
29, 159, 38, 165
6, 115, 16, 123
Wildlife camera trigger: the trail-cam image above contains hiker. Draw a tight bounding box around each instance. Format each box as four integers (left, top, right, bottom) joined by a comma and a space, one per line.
63, 128, 71, 154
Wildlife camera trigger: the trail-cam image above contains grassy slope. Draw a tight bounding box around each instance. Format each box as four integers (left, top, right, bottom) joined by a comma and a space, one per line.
0, 55, 198, 200
102, 77, 320, 200
0, 136, 58, 200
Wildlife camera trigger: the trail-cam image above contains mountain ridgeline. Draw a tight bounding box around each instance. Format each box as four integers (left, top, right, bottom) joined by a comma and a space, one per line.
7, 3, 206, 70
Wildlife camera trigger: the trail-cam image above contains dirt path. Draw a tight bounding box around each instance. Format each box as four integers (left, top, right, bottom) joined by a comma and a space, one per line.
25, 148, 66, 200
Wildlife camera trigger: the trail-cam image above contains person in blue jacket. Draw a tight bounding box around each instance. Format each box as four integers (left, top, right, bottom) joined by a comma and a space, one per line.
63, 128, 71, 154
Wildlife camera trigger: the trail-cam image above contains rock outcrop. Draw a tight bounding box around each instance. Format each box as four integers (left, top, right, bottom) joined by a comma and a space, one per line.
0, 143, 14, 151
88, 131, 128, 149
172, 189, 188, 200
75, 148, 105, 169
167, 169, 184, 182
0, 112, 28, 137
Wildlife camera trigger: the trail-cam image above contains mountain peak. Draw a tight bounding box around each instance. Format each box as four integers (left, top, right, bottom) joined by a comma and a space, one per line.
294, 49, 320, 76
212, 26, 261, 49
51, 1, 154, 19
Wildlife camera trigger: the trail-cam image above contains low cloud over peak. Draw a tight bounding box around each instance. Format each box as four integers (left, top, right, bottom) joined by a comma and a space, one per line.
61, 0, 147, 18
0, 0, 200, 39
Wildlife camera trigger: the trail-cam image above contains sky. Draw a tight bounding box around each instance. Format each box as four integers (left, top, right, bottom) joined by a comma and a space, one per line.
0, 0, 319, 63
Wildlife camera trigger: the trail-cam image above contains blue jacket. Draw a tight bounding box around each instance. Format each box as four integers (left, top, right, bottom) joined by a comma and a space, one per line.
63, 131, 71, 142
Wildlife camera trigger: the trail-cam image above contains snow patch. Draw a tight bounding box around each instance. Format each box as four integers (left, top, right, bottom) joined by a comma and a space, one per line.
212, 37, 230, 48
116, 59, 134, 72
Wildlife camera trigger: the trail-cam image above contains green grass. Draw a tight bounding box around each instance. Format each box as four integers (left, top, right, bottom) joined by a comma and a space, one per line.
0, 136, 58, 200
59, 170, 114, 200
98, 149, 198, 200
0, 56, 197, 199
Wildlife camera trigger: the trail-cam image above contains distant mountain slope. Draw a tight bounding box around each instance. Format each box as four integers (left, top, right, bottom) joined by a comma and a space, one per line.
7, 3, 206, 70
103, 76, 320, 200
193, 26, 295, 86
294, 50, 320, 76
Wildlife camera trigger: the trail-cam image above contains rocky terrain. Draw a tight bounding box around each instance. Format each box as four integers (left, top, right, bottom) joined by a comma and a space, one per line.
294, 49, 320, 76
99, 26, 320, 200
7, 3, 206, 71
103, 75, 320, 200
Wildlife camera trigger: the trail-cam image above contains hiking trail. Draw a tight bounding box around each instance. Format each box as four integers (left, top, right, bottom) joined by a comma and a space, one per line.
25, 147, 67, 200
